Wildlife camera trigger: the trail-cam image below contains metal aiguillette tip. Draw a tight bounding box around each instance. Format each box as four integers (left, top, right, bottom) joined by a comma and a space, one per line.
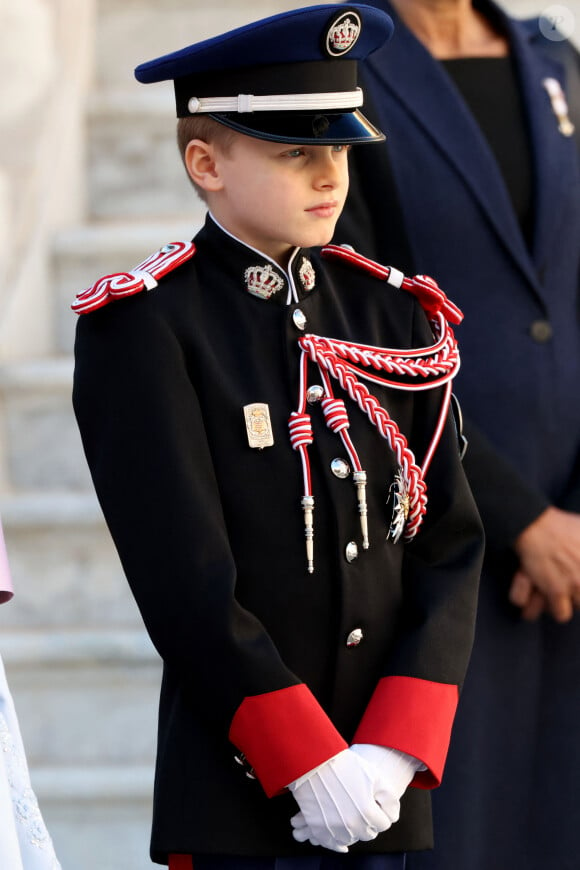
301, 495, 315, 573
353, 470, 369, 549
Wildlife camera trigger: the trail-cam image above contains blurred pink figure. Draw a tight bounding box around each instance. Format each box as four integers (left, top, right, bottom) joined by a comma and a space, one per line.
0, 517, 61, 870
0, 520, 14, 603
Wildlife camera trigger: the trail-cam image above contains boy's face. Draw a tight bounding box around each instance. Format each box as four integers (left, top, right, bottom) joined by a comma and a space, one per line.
208, 133, 350, 265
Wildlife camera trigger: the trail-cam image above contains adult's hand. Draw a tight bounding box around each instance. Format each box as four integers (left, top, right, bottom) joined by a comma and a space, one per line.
511, 507, 580, 622
508, 570, 547, 621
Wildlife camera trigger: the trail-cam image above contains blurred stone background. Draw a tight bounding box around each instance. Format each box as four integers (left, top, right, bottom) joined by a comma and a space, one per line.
0, 1, 578, 867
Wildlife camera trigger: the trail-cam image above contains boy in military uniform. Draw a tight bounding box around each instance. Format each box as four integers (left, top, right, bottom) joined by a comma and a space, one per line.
72, 6, 483, 869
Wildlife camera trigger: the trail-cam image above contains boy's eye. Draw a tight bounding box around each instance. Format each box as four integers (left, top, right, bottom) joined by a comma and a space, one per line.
333, 144, 351, 153
285, 148, 305, 158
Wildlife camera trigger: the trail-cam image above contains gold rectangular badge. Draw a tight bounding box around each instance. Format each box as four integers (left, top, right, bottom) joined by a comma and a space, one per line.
243, 403, 274, 449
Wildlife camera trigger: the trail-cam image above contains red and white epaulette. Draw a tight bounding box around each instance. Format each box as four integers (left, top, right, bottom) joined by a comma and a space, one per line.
321, 244, 463, 325
71, 241, 196, 315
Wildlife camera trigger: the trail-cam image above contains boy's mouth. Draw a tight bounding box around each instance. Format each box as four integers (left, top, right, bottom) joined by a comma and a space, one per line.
305, 201, 339, 217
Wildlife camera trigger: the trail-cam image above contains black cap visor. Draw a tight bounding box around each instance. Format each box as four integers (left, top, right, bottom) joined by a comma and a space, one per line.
209, 108, 385, 144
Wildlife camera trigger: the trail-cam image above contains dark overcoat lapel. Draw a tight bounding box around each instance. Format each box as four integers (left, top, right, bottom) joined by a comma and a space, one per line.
508, 12, 578, 273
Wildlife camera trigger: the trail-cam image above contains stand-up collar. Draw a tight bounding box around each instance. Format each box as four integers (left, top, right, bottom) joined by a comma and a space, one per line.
195, 213, 318, 305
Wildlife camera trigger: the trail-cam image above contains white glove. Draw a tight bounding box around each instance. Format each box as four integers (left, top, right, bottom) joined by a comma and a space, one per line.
288, 747, 396, 853
351, 743, 422, 823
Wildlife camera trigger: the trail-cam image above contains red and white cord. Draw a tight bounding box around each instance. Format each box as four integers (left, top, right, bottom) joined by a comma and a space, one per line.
289, 312, 459, 571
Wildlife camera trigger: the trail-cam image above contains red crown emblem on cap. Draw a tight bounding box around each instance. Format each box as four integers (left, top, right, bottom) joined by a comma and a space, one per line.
326, 12, 361, 56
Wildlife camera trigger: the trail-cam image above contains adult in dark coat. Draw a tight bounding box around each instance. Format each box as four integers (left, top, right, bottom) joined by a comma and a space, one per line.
335, 1, 580, 867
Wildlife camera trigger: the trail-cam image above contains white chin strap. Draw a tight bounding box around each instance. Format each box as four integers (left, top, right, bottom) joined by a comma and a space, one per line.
187, 87, 363, 114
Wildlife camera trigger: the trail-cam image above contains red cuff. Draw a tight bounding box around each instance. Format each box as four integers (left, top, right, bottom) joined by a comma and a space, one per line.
229, 683, 347, 797
352, 675, 458, 789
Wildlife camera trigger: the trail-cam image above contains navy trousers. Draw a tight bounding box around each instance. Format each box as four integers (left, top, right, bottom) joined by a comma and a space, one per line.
169, 854, 407, 870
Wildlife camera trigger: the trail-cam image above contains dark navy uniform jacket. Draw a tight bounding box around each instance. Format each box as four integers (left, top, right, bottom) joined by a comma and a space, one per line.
73, 216, 483, 864
336, 2, 580, 867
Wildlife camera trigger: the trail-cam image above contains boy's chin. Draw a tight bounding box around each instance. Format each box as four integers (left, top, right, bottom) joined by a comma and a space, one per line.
300, 224, 339, 250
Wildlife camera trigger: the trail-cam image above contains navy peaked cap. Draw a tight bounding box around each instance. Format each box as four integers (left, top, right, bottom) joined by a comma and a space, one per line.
134, 4, 394, 144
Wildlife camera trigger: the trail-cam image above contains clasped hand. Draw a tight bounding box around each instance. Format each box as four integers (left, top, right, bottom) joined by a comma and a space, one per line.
288, 745, 413, 853
510, 507, 580, 622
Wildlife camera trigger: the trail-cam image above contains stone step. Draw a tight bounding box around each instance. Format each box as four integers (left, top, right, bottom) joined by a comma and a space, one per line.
34, 762, 153, 803
53, 219, 200, 354
2, 630, 161, 869
94, 0, 310, 93
0, 492, 143, 628
0, 358, 84, 492
86, 91, 210, 221
0, 358, 92, 492
34, 765, 156, 870
1, 629, 160, 768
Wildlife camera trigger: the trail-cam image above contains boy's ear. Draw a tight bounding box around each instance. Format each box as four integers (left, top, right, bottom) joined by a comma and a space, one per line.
184, 139, 224, 193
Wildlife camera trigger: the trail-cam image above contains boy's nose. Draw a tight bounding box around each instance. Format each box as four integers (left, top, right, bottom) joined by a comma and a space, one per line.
314, 155, 341, 188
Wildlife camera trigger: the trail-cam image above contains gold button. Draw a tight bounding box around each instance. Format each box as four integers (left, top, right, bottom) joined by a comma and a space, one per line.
529, 320, 553, 343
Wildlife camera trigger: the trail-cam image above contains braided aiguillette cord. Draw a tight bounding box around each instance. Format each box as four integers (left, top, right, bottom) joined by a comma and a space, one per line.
318, 369, 369, 550
300, 334, 428, 535
288, 350, 315, 573
288, 314, 460, 570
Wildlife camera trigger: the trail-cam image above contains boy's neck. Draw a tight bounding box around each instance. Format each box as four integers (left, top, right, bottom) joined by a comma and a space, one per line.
207, 211, 295, 270
389, 0, 509, 58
